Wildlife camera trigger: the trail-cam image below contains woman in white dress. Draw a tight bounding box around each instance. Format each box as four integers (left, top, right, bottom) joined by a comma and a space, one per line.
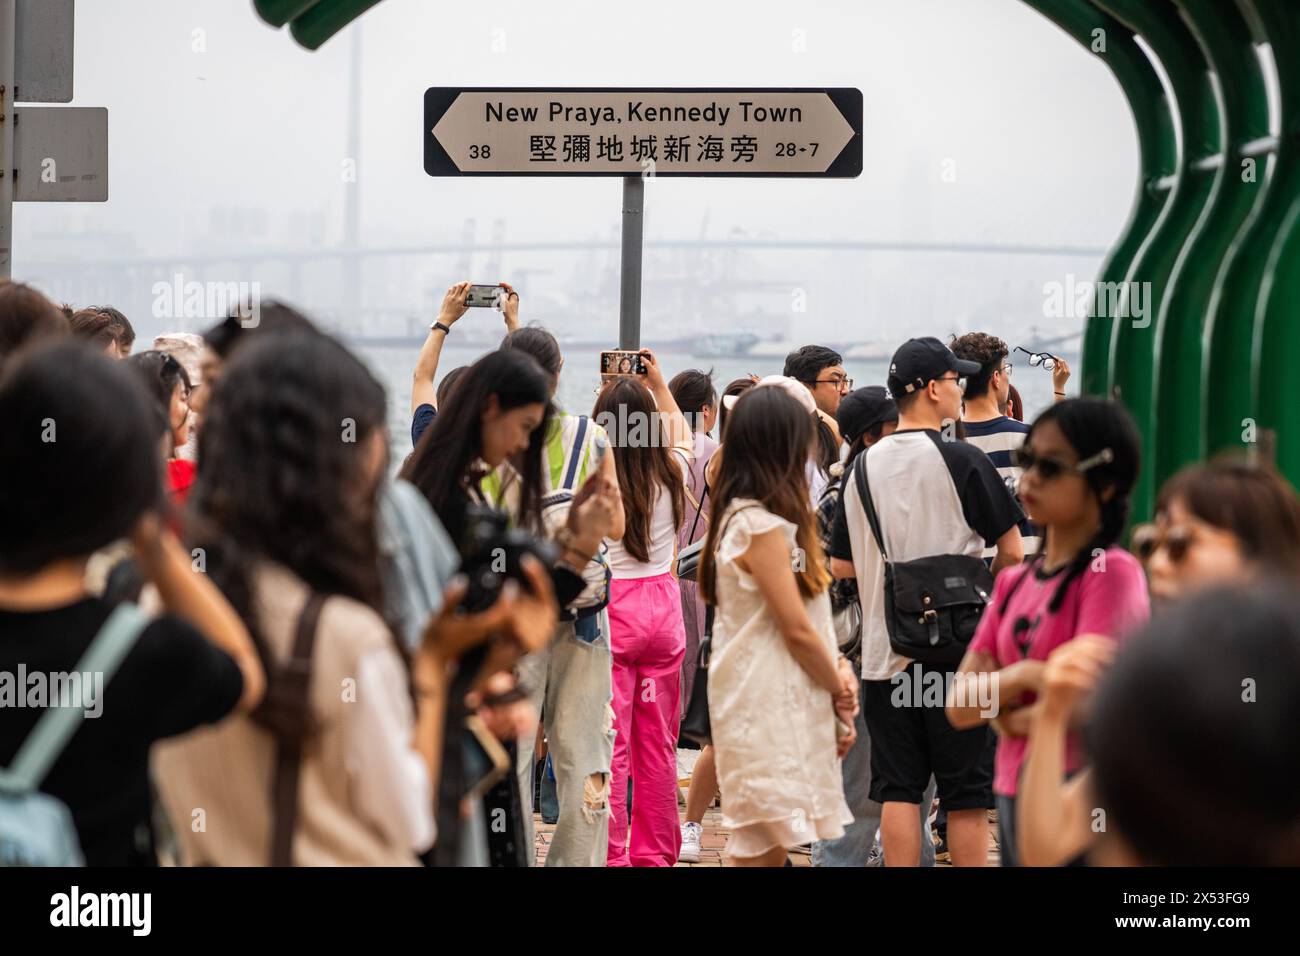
698, 381, 859, 866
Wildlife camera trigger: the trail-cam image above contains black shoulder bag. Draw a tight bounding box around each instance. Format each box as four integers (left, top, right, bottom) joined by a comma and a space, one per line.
673, 477, 709, 582
677, 503, 759, 747
852, 453, 994, 666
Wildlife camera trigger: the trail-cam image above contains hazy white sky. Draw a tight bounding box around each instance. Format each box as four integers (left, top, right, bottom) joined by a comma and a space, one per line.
19, 0, 1138, 247
14, 0, 1142, 345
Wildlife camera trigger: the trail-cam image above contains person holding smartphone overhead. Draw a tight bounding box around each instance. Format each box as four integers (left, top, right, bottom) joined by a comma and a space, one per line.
593, 348, 695, 867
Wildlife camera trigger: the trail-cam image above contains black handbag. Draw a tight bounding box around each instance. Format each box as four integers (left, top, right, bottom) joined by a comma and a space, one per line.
678, 604, 714, 747
676, 501, 756, 747
852, 452, 994, 666
674, 477, 709, 581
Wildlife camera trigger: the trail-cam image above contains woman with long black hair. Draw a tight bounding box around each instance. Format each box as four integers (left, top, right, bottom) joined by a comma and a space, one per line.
946, 397, 1149, 866
403, 346, 619, 864
405, 349, 550, 544
593, 350, 695, 867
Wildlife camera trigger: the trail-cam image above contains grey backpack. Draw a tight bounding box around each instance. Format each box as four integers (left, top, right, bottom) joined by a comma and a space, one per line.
0, 603, 148, 866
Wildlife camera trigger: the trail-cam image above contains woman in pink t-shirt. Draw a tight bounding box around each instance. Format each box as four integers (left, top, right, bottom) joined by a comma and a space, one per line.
946, 397, 1148, 866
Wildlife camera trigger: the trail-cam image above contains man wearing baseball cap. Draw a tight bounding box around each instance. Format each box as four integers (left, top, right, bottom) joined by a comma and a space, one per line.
828, 338, 1023, 867
814, 385, 941, 868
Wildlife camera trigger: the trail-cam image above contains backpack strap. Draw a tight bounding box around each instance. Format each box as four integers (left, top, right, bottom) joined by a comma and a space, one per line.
269, 592, 326, 867
0, 603, 148, 794
852, 450, 888, 562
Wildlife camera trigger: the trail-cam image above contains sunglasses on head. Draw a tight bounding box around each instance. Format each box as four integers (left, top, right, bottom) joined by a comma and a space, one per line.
1014, 346, 1058, 372
1013, 446, 1113, 481
1131, 523, 1196, 565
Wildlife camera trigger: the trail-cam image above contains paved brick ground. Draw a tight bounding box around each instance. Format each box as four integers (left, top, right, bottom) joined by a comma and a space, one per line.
534, 769, 1000, 867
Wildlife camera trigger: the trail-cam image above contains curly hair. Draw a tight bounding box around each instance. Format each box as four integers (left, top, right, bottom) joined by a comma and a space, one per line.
950, 332, 1008, 401
189, 328, 389, 645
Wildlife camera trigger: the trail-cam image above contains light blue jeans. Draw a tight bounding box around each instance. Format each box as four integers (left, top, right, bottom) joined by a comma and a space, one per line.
515, 611, 616, 867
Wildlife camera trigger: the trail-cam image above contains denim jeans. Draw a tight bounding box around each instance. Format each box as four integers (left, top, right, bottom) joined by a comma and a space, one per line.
515, 611, 615, 867
997, 794, 1018, 867
812, 672, 937, 867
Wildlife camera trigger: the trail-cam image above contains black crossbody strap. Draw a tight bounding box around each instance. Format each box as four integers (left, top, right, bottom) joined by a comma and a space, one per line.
687, 477, 709, 542
852, 452, 888, 561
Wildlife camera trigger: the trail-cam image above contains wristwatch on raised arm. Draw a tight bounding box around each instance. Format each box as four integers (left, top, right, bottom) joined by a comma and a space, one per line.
431, 320, 452, 335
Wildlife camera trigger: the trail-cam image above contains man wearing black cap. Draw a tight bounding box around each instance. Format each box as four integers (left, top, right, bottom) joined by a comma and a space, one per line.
828, 337, 1023, 867
814, 386, 938, 867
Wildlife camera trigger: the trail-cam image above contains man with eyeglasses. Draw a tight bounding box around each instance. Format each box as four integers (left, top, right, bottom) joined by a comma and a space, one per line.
783, 344, 852, 417
951, 332, 1041, 563
784, 345, 851, 505
828, 336, 1023, 867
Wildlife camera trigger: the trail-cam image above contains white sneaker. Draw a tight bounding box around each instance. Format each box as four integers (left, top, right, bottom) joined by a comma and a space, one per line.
679, 821, 703, 863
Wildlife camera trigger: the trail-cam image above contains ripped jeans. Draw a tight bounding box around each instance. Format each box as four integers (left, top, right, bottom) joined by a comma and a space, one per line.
516, 610, 615, 867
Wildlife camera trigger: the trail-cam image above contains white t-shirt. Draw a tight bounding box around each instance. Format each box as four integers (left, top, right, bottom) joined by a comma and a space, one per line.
806, 457, 828, 508
829, 429, 1022, 681
607, 455, 690, 579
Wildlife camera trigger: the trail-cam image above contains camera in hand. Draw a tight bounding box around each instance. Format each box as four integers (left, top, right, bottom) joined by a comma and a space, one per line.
458, 505, 558, 613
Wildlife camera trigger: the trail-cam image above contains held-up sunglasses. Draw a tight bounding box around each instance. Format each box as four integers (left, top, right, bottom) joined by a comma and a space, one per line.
1012, 446, 1113, 481
1014, 346, 1059, 372
1130, 523, 1196, 565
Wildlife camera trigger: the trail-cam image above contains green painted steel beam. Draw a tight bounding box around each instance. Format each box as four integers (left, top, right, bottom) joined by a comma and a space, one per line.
1147, 1, 1268, 489
1094, 0, 1220, 524
253, 0, 384, 50
1201, 0, 1285, 463
1252, 6, 1300, 487
1020, 0, 1176, 401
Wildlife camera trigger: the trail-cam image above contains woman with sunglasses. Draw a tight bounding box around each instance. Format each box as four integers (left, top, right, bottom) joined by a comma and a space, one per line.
1017, 459, 1300, 867
1135, 458, 1300, 606
945, 397, 1148, 866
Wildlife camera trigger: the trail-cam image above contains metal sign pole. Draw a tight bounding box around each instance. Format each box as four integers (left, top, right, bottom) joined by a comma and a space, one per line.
0, 0, 16, 279
618, 174, 643, 349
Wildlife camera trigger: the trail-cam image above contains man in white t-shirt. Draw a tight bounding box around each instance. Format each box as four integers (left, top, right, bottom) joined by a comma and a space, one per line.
830, 337, 1023, 867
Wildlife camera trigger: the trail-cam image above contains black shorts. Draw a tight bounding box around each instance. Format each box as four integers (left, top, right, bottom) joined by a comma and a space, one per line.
861, 661, 994, 811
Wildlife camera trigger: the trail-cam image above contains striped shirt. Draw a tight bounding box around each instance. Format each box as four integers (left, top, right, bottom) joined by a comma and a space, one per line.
962, 416, 1041, 559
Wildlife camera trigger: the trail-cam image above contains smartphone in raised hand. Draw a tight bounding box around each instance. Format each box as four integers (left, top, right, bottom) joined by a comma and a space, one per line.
599, 349, 647, 379
465, 284, 504, 310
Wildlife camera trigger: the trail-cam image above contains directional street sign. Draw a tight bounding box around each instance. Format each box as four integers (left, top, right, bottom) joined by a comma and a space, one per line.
425, 88, 861, 178
14, 106, 107, 201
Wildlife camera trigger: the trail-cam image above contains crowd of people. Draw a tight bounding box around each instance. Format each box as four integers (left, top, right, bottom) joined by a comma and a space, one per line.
2, 275, 1298, 868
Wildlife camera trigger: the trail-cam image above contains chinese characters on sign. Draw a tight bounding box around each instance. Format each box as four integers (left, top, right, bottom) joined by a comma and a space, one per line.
425, 89, 862, 177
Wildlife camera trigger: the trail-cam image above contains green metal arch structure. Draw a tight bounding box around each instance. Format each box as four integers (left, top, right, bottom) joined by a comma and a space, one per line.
1032, 0, 1298, 517
1094, 0, 1220, 523
1022, 0, 1176, 402
1201, 0, 1283, 462
1151, 1, 1267, 491
1252, 7, 1300, 484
